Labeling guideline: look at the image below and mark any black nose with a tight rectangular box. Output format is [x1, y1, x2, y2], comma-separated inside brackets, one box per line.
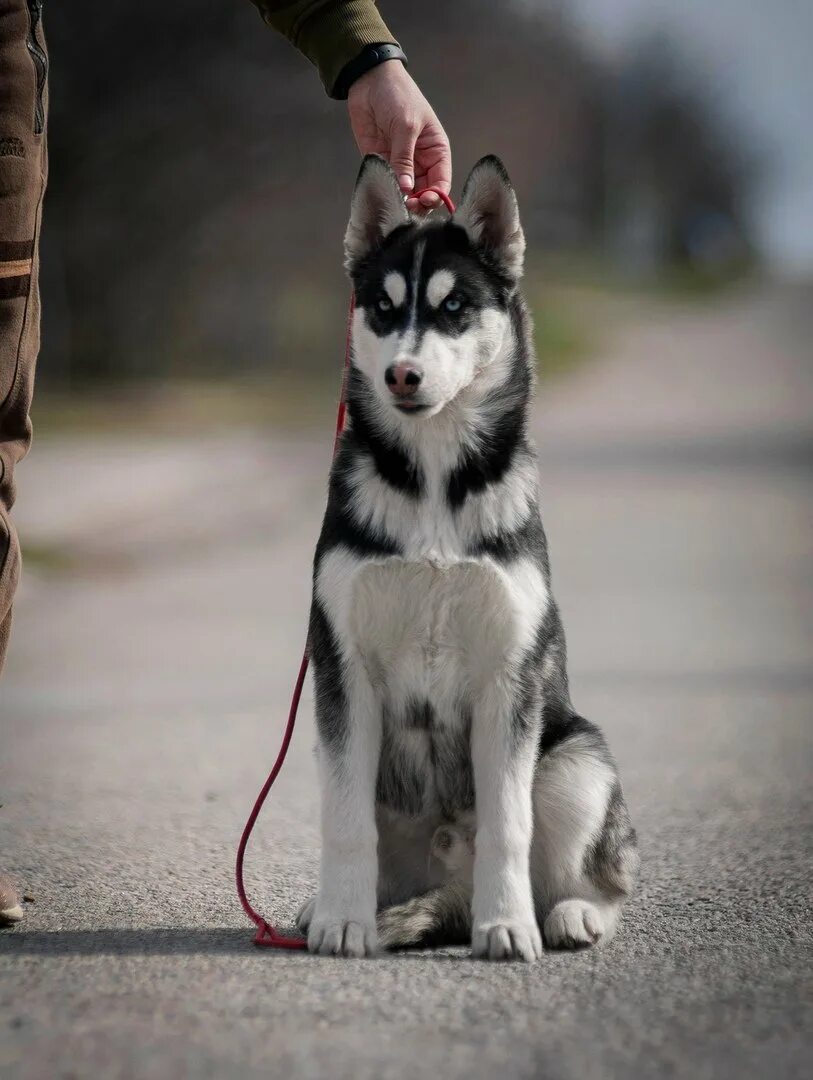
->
[384, 363, 422, 397]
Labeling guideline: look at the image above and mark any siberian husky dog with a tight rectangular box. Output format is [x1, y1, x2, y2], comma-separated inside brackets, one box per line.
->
[297, 155, 638, 960]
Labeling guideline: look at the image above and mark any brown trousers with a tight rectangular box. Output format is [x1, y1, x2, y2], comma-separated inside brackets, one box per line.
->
[0, 0, 47, 674]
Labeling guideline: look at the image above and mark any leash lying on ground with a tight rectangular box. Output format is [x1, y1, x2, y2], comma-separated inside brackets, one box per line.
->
[235, 187, 457, 949]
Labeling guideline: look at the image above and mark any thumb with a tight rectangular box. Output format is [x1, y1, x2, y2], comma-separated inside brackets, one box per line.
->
[388, 119, 419, 194]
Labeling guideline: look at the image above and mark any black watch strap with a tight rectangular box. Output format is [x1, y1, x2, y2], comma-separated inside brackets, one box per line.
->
[332, 43, 407, 100]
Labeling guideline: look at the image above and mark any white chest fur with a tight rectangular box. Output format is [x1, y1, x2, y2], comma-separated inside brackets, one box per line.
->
[316, 548, 548, 708]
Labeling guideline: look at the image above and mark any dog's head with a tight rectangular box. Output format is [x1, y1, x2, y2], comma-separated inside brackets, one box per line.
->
[345, 155, 525, 419]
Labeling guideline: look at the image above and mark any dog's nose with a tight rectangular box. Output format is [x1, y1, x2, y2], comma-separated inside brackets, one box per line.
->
[384, 363, 422, 397]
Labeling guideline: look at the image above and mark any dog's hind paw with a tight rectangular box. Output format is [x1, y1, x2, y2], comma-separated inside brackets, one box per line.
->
[0, 874, 24, 926]
[543, 899, 606, 949]
[295, 895, 316, 934]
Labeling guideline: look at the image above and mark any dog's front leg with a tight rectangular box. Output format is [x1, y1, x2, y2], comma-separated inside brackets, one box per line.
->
[309, 661, 381, 957]
[471, 680, 542, 961]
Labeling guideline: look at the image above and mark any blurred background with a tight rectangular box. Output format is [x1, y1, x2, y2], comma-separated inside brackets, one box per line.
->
[3, 3, 811, 1078]
[36, 0, 809, 408]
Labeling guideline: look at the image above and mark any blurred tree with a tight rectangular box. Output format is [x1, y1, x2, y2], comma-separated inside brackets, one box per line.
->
[605, 33, 754, 277]
[43, 0, 347, 385]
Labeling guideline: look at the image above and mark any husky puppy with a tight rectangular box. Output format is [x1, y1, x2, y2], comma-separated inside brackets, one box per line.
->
[298, 155, 638, 960]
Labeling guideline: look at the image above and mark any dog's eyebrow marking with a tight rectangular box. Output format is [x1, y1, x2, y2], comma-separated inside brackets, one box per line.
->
[426, 269, 455, 308]
[383, 271, 407, 308]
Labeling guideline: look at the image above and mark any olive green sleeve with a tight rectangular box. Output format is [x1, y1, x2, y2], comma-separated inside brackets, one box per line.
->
[250, 1, 399, 98]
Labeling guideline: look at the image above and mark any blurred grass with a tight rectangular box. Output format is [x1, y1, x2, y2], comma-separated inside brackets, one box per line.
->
[21, 540, 75, 573]
[526, 274, 609, 379]
[648, 261, 754, 300]
[31, 374, 339, 438]
[21, 539, 135, 577]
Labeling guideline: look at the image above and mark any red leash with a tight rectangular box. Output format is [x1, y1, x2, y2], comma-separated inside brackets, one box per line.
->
[235, 187, 456, 949]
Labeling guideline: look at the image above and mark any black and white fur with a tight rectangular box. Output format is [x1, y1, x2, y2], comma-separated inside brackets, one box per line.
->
[298, 155, 638, 960]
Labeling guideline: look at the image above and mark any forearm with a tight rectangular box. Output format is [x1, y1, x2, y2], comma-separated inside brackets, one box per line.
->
[250, 0, 400, 98]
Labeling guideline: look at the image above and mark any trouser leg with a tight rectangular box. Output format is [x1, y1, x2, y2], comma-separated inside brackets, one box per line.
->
[0, 0, 48, 675]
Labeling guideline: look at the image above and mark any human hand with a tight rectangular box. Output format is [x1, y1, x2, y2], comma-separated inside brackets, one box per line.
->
[347, 60, 451, 211]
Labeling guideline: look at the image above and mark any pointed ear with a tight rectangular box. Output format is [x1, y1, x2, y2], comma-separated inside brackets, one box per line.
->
[344, 155, 409, 270]
[454, 156, 525, 281]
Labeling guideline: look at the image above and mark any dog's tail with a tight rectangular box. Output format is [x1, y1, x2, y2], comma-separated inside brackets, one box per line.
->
[377, 880, 472, 950]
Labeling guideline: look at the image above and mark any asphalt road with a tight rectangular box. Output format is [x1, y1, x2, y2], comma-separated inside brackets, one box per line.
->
[1, 284, 811, 1079]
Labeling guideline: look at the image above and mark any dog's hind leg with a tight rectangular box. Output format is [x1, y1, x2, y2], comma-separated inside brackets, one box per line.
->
[531, 717, 638, 949]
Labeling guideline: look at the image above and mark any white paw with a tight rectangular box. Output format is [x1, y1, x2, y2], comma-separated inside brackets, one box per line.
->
[295, 895, 316, 933]
[472, 920, 543, 962]
[307, 911, 378, 958]
[544, 899, 605, 949]
[0, 904, 23, 925]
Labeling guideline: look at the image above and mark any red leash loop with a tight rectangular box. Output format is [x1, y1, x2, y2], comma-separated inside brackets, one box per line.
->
[418, 188, 456, 215]
[235, 186, 455, 949]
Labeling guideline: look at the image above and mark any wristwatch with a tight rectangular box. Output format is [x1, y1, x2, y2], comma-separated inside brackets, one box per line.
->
[332, 42, 408, 100]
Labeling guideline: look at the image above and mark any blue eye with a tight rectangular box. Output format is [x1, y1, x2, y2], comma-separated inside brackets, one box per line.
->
[444, 296, 462, 313]
[377, 296, 392, 312]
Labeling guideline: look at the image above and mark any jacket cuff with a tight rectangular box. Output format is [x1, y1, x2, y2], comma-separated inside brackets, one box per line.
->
[267, 1, 399, 99]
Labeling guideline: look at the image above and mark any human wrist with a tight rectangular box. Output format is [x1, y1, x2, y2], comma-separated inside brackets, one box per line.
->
[334, 43, 408, 101]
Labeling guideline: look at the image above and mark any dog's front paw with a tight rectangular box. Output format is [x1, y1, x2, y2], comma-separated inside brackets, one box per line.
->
[307, 910, 378, 958]
[472, 919, 542, 962]
[543, 899, 605, 949]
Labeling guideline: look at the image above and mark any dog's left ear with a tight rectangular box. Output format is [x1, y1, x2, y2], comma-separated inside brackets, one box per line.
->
[344, 155, 409, 270]
[454, 156, 525, 281]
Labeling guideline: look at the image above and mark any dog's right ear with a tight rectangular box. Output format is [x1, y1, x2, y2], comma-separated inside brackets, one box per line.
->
[454, 156, 525, 282]
[344, 155, 409, 270]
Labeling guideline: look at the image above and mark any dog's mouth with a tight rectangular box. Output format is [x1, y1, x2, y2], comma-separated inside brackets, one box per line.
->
[393, 401, 428, 414]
